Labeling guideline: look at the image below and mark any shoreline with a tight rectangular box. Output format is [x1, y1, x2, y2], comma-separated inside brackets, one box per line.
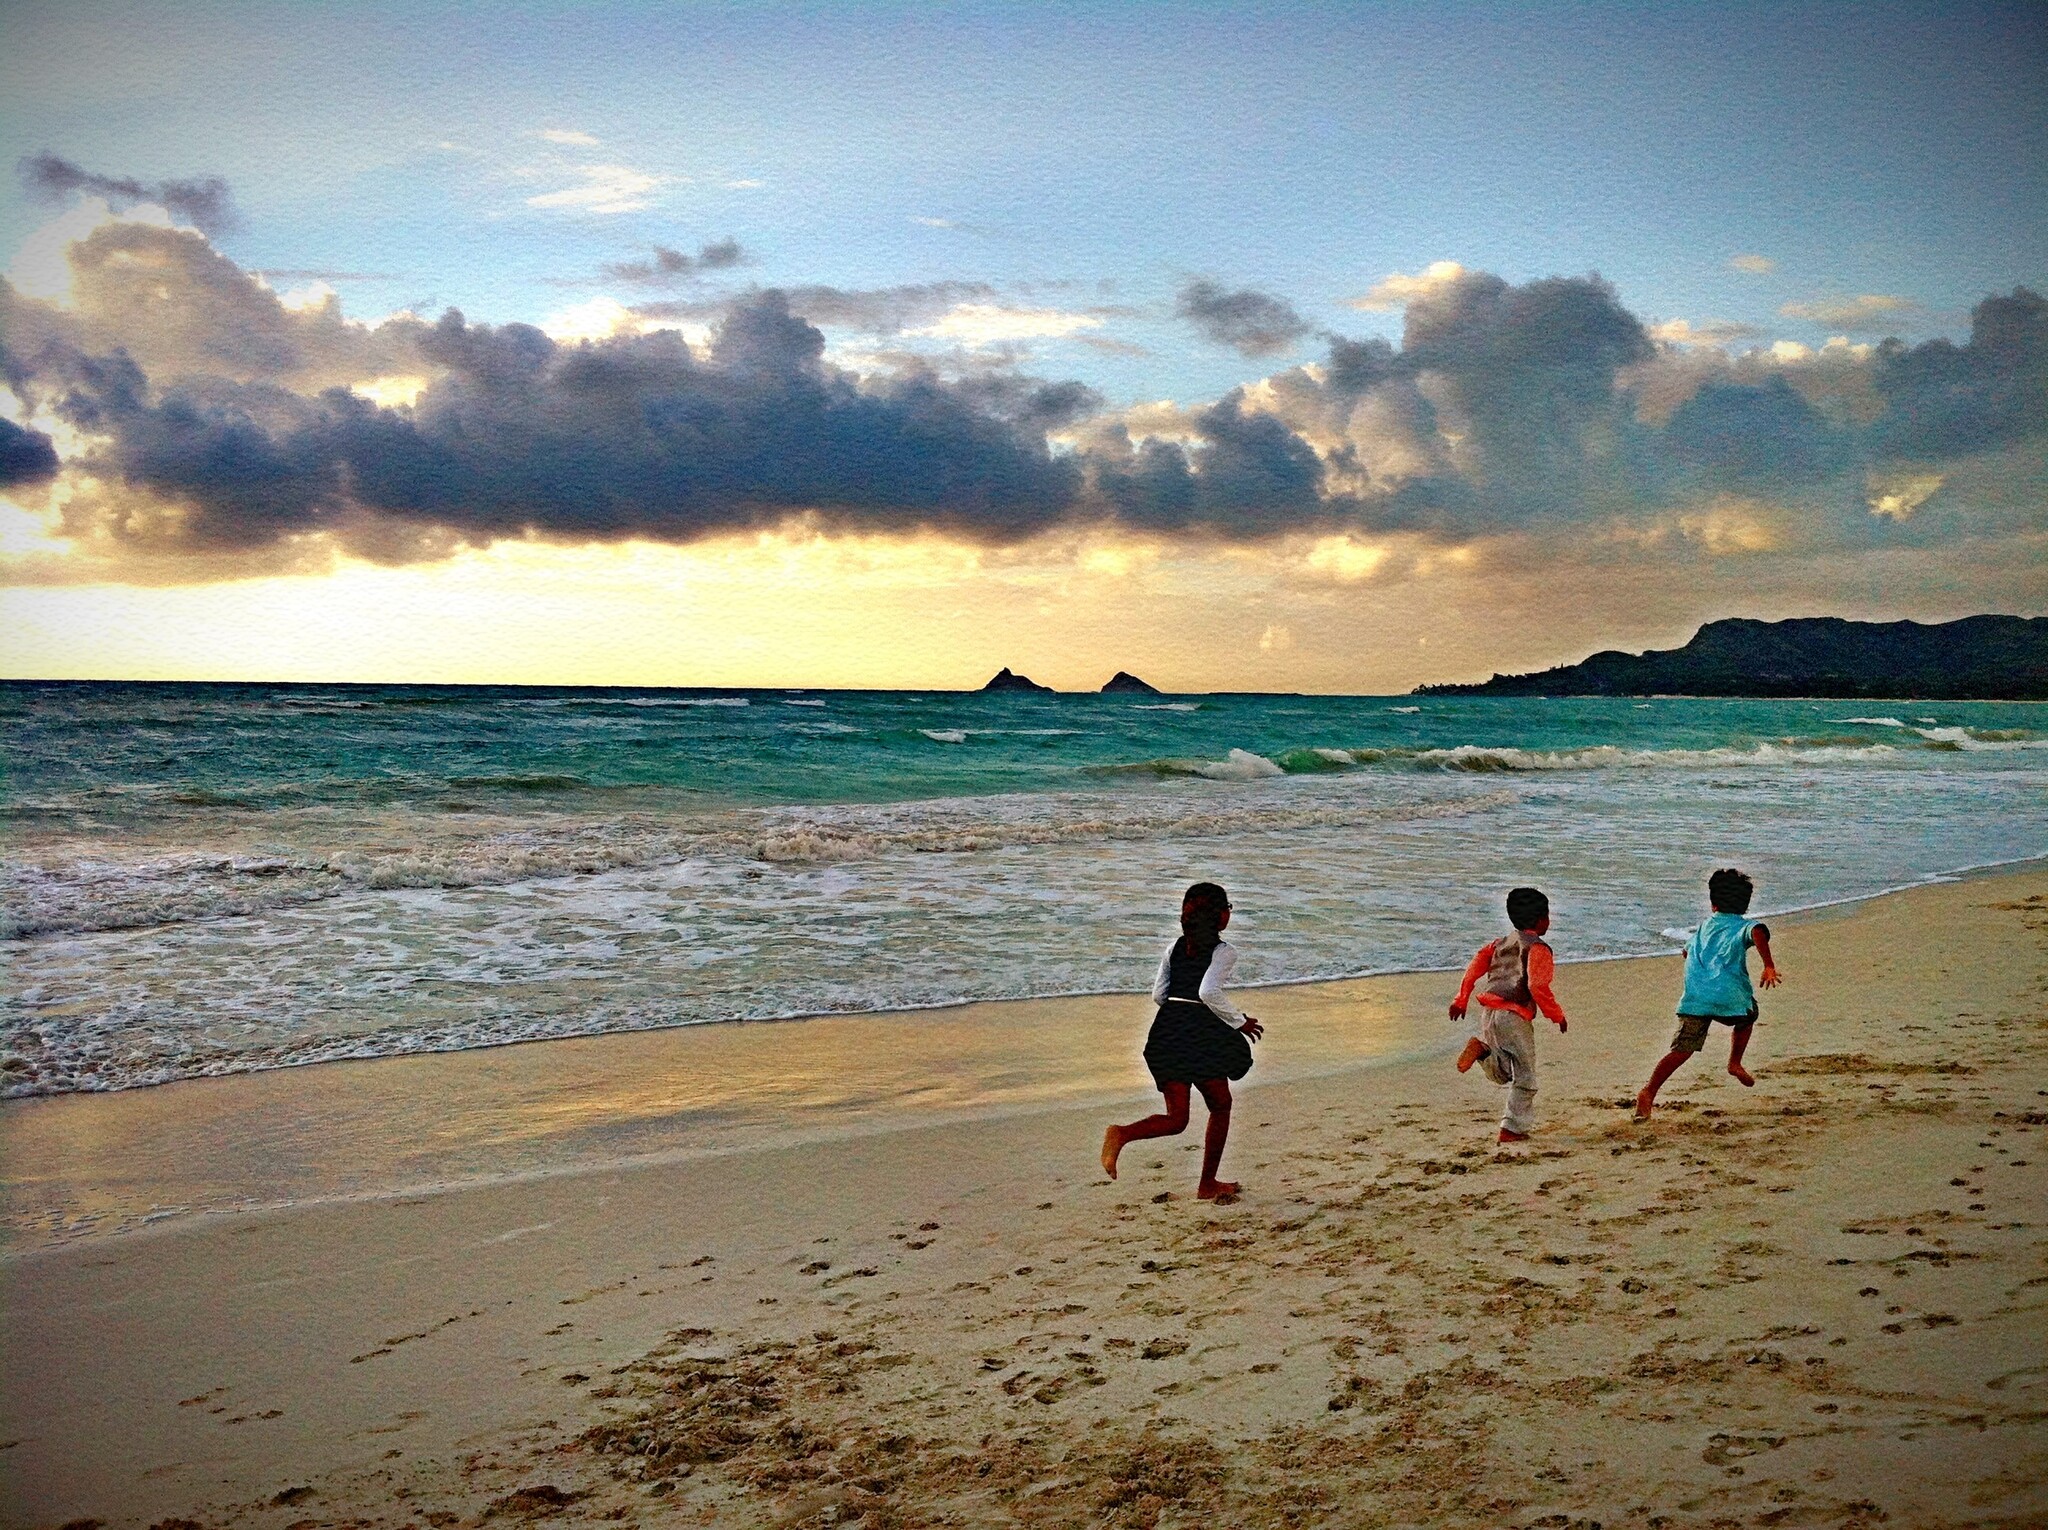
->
[5, 864, 2046, 1527]
[9, 855, 2043, 1257]
[9, 846, 2041, 1107]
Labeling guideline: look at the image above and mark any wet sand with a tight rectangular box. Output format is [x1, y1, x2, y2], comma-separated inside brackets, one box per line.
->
[5, 868, 2046, 1528]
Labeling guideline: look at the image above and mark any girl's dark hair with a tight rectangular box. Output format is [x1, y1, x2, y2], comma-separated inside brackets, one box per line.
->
[1179, 881, 1231, 961]
[1708, 867, 1754, 914]
[1505, 886, 1549, 930]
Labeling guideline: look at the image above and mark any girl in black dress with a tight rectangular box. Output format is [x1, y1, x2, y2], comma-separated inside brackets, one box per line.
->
[1100, 882, 1264, 1199]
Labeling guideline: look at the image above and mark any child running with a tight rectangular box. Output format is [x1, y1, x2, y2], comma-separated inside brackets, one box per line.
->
[1635, 867, 1781, 1121]
[1101, 881, 1264, 1200]
[1449, 886, 1567, 1143]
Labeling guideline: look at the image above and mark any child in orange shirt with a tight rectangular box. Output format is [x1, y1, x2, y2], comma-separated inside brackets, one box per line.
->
[1450, 886, 1567, 1143]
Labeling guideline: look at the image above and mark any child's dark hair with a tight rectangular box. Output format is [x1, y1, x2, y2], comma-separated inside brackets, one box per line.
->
[1180, 881, 1230, 959]
[1708, 867, 1754, 914]
[1505, 886, 1549, 930]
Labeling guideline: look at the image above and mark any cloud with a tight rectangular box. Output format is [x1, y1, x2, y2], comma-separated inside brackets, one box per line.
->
[912, 303, 1104, 347]
[725, 179, 764, 190]
[1175, 280, 1310, 357]
[535, 129, 600, 146]
[0, 417, 61, 487]
[1728, 254, 1776, 275]
[1872, 286, 2047, 459]
[6, 212, 2043, 593]
[1780, 294, 1921, 332]
[3, 219, 425, 392]
[636, 282, 1003, 336]
[1347, 261, 1466, 312]
[1648, 318, 1766, 346]
[19, 152, 236, 235]
[526, 165, 671, 215]
[602, 238, 747, 284]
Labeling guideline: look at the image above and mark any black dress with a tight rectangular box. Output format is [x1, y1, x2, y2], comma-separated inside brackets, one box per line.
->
[1143, 937, 1254, 1088]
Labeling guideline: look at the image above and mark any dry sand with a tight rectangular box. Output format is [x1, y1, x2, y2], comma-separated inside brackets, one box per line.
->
[5, 869, 2047, 1528]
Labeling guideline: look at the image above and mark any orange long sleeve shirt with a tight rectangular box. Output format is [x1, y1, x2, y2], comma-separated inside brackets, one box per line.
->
[1453, 938, 1566, 1024]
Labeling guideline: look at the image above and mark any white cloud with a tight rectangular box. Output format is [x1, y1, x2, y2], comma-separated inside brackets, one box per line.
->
[1302, 536, 1389, 582]
[277, 279, 338, 314]
[1728, 254, 1776, 274]
[540, 296, 712, 348]
[6, 196, 172, 302]
[1648, 317, 1766, 347]
[910, 216, 956, 228]
[725, 179, 765, 190]
[1347, 260, 1466, 312]
[911, 303, 1103, 347]
[352, 374, 432, 409]
[526, 164, 672, 215]
[1779, 294, 1919, 332]
[1865, 471, 1943, 521]
[1258, 622, 1294, 652]
[536, 128, 601, 147]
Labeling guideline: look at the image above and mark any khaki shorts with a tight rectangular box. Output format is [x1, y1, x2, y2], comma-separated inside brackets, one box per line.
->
[1671, 1007, 1757, 1054]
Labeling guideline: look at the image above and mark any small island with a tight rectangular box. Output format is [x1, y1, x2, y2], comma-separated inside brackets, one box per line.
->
[1415, 615, 2048, 700]
[1100, 671, 1161, 694]
[981, 667, 1054, 693]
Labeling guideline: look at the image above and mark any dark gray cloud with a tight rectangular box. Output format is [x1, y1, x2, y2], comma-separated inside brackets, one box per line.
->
[19, 294, 1083, 556]
[0, 417, 60, 487]
[602, 238, 747, 285]
[1174, 279, 1311, 357]
[1874, 286, 2047, 460]
[20, 152, 236, 235]
[1663, 375, 1843, 487]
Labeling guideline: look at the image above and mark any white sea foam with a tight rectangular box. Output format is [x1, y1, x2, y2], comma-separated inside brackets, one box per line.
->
[921, 729, 969, 744]
[1836, 716, 1906, 727]
[783, 698, 826, 707]
[1389, 706, 1421, 714]
[1133, 703, 1200, 711]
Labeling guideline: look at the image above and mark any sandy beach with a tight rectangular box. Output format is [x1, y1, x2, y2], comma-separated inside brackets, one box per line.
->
[6, 867, 2046, 1529]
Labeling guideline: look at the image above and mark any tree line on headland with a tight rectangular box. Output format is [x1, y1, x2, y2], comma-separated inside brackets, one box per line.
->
[1414, 616, 2047, 700]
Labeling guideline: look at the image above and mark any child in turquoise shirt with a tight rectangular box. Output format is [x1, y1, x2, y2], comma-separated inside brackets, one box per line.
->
[1634, 867, 1781, 1122]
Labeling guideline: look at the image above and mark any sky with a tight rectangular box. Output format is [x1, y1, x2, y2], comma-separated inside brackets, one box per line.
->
[2, 0, 2044, 691]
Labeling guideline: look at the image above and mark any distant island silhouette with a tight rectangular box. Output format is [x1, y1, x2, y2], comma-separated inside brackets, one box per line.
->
[1415, 616, 2048, 700]
[1101, 671, 1161, 694]
[981, 667, 1054, 693]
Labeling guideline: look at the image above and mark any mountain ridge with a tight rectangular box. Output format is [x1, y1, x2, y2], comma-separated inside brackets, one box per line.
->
[1414, 615, 2048, 700]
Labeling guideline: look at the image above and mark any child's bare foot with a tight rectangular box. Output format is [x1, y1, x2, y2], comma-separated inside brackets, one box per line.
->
[1497, 1129, 1529, 1143]
[1100, 1126, 1123, 1179]
[1728, 1062, 1755, 1087]
[1456, 1037, 1488, 1073]
[1196, 1180, 1239, 1201]
[1633, 1087, 1655, 1123]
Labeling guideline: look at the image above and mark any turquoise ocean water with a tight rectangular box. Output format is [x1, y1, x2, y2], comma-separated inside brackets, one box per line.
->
[3, 680, 2044, 1097]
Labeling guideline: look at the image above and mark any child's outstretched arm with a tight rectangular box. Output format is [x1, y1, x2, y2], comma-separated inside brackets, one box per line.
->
[1528, 942, 1567, 1031]
[1752, 924, 1781, 988]
[1448, 941, 1493, 1021]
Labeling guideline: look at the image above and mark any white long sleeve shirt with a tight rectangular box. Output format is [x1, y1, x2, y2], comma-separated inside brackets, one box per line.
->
[1150, 939, 1249, 1026]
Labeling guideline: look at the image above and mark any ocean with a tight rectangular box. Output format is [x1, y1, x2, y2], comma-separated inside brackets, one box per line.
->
[4, 680, 2045, 1099]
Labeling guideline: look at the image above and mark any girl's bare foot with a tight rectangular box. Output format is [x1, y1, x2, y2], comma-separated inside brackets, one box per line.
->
[1633, 1087, 1655, 1122]
[1101, 1126, 1124, 1179]
[1196, 1180, 1239, 1200]
[1456, 1037, 1488, 1073]
[1728, 1062, 1755, 1086]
